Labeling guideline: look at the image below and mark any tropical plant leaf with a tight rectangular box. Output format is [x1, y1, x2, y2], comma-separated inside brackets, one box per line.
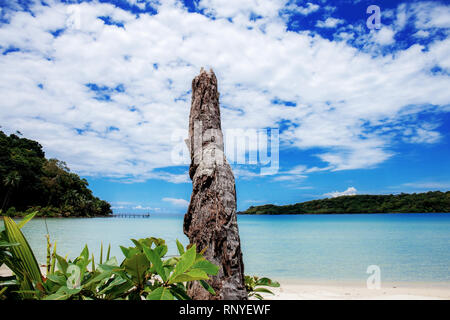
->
[253, 287, 275, 294]
[142, 246, 166, 282]
[169, 284, 191, 300]
[256, 277, 280, 287]
[199, 279, 216, 296]
[175, 239, 185, 255]
[17, 212, 37, 229]
[3, 216, 42, 284]
[171, 244, 196, 279]
[55, 254, 68, 274]
[146, 286, 174, 300]
[46, 274, 66, 286]
[192, 259, 219, 275]
[154, 244, 168, 258]
[169, 269, 209, 284]
[43, 286, 81, 300]
[122, 253, 148, 285]
[98, 276, 127, 295]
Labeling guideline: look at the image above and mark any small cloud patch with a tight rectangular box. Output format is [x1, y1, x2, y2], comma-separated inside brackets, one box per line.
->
[324, 187, 357, 198]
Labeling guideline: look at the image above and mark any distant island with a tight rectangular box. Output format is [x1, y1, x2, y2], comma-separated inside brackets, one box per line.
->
[0, 130, 111, 217]
[239, 191, 450, 215]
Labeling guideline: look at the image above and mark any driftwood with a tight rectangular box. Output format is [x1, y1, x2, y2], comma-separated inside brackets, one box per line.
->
[183, 68, 247, 300]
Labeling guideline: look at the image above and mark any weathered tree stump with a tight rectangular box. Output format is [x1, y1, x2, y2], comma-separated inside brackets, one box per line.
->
[183, 68, 247, 300]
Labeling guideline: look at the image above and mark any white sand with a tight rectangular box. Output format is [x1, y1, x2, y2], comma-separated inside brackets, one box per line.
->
[2, 265, 449, 300]
[262, 279, 450, 300]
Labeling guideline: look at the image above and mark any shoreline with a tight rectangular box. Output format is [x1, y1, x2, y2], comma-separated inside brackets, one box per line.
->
[238, 212, 450, 215]
[2, 265, 448, 300]
[263, 279, 450, 300]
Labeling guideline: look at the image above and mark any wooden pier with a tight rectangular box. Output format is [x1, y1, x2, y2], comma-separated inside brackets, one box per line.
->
[110, 213, 151, 218]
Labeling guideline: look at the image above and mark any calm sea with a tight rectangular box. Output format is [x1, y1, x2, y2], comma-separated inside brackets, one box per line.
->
[3, 213, 450, 283]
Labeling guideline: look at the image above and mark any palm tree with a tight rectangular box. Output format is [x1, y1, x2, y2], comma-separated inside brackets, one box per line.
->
[2, 171, 21, 211]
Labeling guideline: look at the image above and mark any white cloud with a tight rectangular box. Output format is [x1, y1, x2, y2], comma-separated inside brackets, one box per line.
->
[401, 182, 450, 190]
[162, 197, 189, 207]
[372, 27, 396, 45]
[290, 2, 319, 16]
[0, 0, 449, 183]
[316, 17, 343, 28]
[413, 30, 430, 38]
[324, 187, 357, 198]
[133, 205, 153, 210]
[413, 2, 450, 29]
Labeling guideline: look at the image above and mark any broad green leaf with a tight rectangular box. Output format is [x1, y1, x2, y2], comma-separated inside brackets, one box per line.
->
[120, 246, 140, 259]
[199, 279, 216, 296]
[119, 246, 129, 258]
[46, 274, 66, 286]
[130, 239, 142, 250]
[170, 244, 196, 279]
[97, 260, 121, 273]
[154, 245, 168, 258]
[191, 260, 219, 275]
[82, 270, 112, 288]
[163, 257, 178, 267]
[142, 246, 166, 282]
[56, 254, 68, 274]
[98, 276, 127, 295]
[169, 269, 209, 284]
[146, 287, 174, 300]
[43, 286, 81, 300]
[169, 286, 191, 300]
[104, 281, 134, 300]
[122, 253, 149, 285]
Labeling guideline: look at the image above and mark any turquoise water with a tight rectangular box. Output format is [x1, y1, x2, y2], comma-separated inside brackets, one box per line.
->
[3, 213, 450, 283]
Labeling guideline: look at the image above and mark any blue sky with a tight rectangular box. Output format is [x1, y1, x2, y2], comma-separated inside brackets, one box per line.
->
[0, 0, 449, 212]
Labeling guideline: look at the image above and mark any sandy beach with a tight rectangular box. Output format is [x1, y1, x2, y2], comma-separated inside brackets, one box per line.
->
[264, 279, 450, 300]
[2, 265, 449, 300]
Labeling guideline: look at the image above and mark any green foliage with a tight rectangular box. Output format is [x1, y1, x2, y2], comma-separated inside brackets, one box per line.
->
[1, 212, 43, 299]
[1, 214, 280, 300]
[240, 191, 450, 215]
[0, 130, 111, 217]
[244, 275, 280, 300]
[1, 216, 220, 300]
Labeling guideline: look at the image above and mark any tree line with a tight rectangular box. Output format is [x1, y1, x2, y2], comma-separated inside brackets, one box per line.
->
[240, 191, 450, 215]
[0, 129, 111, 217]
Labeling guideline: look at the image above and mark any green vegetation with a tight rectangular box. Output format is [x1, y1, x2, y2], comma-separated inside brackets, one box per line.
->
[240, 191, 450, 215]
[244, 275, 280, 300]
[0, 130, 111, 217]
[0, 212, 219, 300]
[0, 213, 279, 300]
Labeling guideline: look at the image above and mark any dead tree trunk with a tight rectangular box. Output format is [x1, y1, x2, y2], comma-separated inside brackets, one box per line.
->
[183, 68, 247, 300]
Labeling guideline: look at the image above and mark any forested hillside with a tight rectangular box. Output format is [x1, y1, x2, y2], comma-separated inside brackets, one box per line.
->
[0, 130, 111, 217]
[240, 192, 450, 215]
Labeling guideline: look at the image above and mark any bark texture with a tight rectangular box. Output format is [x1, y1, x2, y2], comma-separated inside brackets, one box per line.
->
[183, 68, 247, 300]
